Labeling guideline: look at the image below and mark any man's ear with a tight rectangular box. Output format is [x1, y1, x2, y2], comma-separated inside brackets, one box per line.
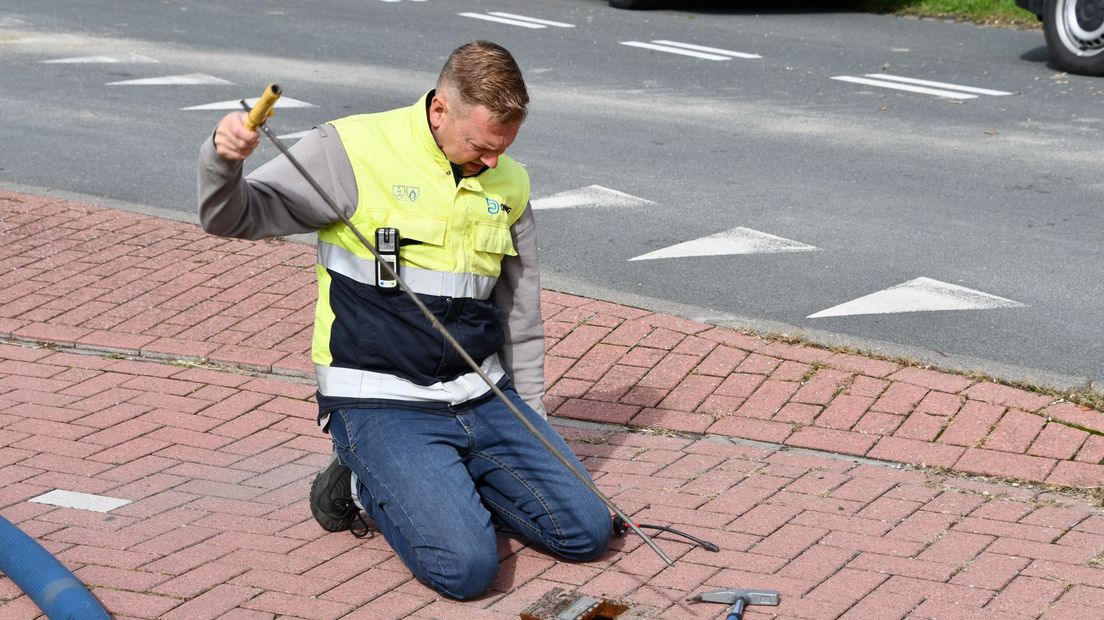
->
[428, 91, 447, 126]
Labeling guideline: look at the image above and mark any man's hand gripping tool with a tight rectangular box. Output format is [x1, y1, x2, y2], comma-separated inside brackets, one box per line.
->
[688, 588, 780, 620]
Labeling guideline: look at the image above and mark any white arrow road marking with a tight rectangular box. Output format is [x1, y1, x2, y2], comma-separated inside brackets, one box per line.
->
[629, 227, 818, 261]
[181, 96, 316, 110]
[30, 489, 131, 513]
[532, 185, 655, 210]
[620, 40, 759, 61]
[41, 53, 158, 64]
[808, 277, 1027, 318]
[831, 74, 1012, 100]
[459, 12, 574, 29]
[108, 73, 232, 86]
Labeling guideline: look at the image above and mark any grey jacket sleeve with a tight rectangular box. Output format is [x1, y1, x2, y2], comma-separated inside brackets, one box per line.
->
[197, 124, 357, 239]
[493, 205, 547, 417]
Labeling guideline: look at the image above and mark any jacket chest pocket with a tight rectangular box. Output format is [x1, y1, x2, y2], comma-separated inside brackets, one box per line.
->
[469, 221, 516, 258]
[365, 210, 447, 271]
[388, 213, 446, 247]
[365, 209, 447, 246]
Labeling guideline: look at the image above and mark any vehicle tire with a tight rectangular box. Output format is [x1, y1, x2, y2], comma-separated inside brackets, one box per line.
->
[1043, 0, 1104, 75]
[609, 0, 661, 9]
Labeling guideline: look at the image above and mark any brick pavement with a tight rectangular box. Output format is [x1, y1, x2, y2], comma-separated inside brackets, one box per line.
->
[0, 190, 1101, 619]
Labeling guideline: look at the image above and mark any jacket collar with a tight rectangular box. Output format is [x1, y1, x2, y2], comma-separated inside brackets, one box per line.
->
[413, 90, 452, 171]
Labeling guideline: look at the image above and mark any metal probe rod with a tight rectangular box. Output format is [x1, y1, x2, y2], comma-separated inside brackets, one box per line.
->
[238, 96, 674, 567]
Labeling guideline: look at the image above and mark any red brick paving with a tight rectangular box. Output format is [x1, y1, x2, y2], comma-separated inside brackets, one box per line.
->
[0, 191, 1101, 618]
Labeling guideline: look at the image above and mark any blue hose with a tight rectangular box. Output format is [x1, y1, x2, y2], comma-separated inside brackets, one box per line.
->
[0, 515, 110, 619]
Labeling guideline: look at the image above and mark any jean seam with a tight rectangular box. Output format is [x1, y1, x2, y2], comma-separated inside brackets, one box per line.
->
[482, 495, 541, 539]
[471, 452, 565, 546]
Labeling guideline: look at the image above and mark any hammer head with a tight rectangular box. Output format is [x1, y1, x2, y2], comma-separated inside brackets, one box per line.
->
[689, 588, 781, 606]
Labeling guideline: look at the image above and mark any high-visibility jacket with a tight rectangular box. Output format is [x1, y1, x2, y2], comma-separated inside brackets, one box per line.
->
[197, 93, 545, 418]
[313, 102, 530, 405]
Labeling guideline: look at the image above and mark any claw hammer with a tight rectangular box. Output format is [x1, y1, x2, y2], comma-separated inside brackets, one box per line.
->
[688, 588, 780, 620]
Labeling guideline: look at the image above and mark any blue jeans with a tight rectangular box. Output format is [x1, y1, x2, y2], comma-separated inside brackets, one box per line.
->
[326, 388, 612, 600]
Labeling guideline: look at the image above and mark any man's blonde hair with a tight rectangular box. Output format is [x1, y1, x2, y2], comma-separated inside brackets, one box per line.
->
[437, 41, 529, 125]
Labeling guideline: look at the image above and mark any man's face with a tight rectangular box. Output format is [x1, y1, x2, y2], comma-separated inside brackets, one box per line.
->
[429, 91, 520, 177]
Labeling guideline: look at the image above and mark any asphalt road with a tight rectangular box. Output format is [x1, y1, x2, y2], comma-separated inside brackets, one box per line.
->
[0, 0, 1101, 392]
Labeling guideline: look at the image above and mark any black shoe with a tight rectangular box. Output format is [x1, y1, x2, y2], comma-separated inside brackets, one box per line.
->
[310, 454, 358, 533]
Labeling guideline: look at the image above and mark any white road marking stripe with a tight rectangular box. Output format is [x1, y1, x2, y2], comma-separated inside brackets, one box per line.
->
[30, 490, 131, 513]
[181, 96, 316, 110]
[459, 12, 546, 29]
[108, 73, 232, 86]
[652, 40, 760, 59]
[532, 185, 655, 210]
[42, 53, 159, 64]
[865, 74, 1012, 96]
[620, 41, 730, 61]
[808, 277, 1027, 318]
[278, 130, 313, 140]
[831, 76, 977, 100]
[488, 12, 574, 28]
[629, 227, 818, 261]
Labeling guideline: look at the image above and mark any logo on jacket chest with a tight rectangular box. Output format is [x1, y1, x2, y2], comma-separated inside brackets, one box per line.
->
[392, 185, 420, 202]
[486, 198, 511, 215]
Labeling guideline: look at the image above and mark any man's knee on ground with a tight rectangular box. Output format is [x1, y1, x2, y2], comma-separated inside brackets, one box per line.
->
[422, 545, 499, 601]
[557, 506, 613, 562]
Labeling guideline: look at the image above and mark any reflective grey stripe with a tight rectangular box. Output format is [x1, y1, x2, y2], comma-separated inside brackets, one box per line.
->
[318, 241, 497, 300]
[316, 354, 506, 403]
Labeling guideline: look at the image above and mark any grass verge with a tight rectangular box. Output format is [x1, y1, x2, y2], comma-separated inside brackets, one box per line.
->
[855, 0, 1040, 27]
